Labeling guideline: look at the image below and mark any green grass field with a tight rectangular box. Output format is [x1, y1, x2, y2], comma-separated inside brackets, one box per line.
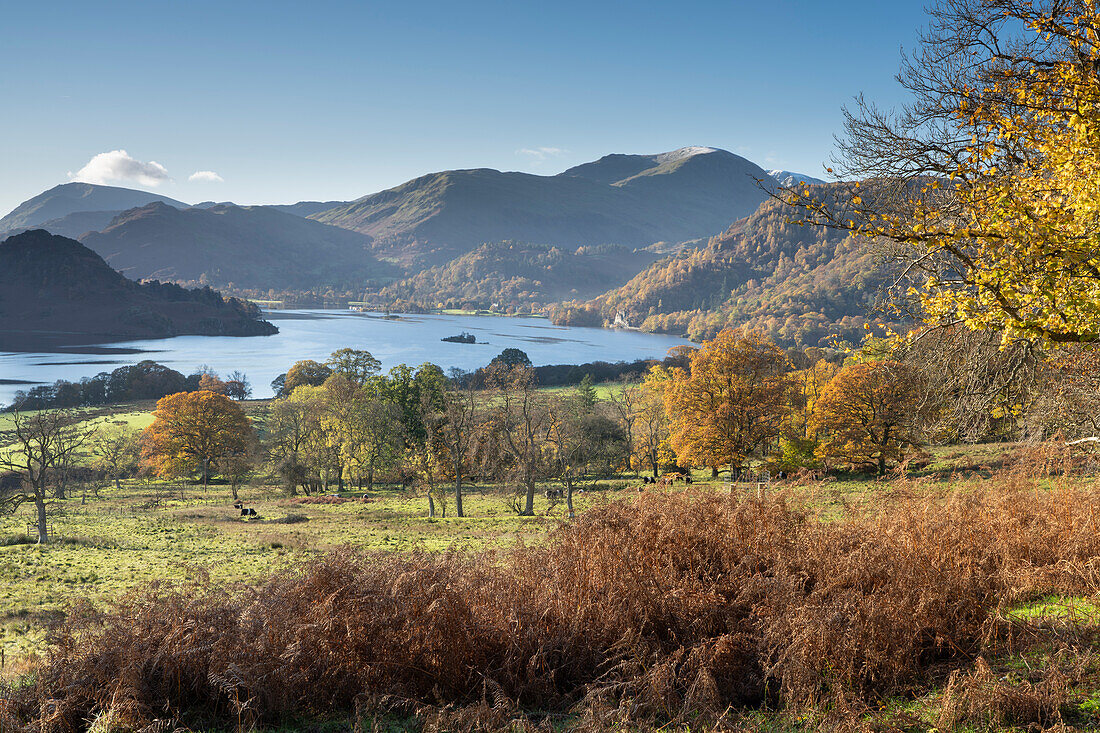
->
[0, 446, 1023, 665]
[0, 470, 626, 662]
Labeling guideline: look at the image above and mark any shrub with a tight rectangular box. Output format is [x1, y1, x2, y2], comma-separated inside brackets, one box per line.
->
[4, 479, 1100, 730]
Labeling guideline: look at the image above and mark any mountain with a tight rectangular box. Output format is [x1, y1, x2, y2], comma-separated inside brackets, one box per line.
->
[767, 170, 827, 187]
[0, 182, 188, 233]
[0, 229, 276, 350]
[78, 202, 398, 290]
[194, 200, 350, 218]
[379, 241, 658, 311]
[269, 200, 349, 218]
[553, 183, 896, 347]
[4, 209, 122, 240]
[312, 147, 772, 268]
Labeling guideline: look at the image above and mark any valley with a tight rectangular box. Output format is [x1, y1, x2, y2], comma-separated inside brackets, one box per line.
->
[1, 147, 852, 347]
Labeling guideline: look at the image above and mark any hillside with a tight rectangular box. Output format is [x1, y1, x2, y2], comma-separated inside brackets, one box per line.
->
[0, 230, 277, 350]
[556, 184, 895, 346]
[378, 241, 657, 311]
[4, 209, 122, 240]
[312, 147, 771, 268]
[0, 182, 188, 234]
[78, 202, 398, 290]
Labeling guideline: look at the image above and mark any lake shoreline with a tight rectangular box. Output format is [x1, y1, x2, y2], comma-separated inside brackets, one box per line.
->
[0, 310, 694, 405]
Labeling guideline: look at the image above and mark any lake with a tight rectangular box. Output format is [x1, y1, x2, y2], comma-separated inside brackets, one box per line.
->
[0, 310, 694, 404]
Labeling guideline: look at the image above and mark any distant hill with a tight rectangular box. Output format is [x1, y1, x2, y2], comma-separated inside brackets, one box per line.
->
[555, 183, 896, 347]
[312, 147, 772, 268]
[379, 241, 658, 310]
[767, 170, 828, 187]
[3, 209, 122, 241]
[78, 202, 398, 290]
[186, 201, 349, 218]
[0, 230, 277, 350]
[268, 200, 349, 218]
[0, 182, 188, 234]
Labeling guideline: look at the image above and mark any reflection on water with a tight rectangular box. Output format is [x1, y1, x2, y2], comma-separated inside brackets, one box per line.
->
[0, 310, 693, 404]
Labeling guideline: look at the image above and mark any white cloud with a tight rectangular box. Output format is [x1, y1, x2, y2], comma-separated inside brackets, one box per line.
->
[517, 146, 566, 160]
[68, 150, 171, 187]
[188, 170, 224, 183]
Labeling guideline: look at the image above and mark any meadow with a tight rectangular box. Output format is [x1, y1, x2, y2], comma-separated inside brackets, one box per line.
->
[0, 399, 1044, 666]
[0, 473, 593, 664]
[3, 400, 1100, 732]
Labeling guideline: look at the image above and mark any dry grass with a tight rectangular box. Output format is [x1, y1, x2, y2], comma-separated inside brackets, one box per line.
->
[3, 475, 1100, 731]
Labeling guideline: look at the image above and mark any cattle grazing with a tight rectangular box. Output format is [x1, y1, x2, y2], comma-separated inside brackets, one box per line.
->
[233, 500, 259, 518]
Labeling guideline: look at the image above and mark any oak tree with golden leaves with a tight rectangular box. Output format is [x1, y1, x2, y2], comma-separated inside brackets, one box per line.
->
[664, 330, 794, 476]
[813, 360, 921, 475]
[142, 390, 255, 489]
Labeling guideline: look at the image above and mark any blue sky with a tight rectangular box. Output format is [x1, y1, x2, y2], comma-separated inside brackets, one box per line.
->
[0, 1, 929, 215]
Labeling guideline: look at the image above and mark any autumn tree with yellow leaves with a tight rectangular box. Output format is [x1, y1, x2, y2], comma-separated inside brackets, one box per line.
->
[663, 330, 794, 476]
[789, 1, 1100, 345]
[813, 360, 921, 475]
[634, 367, 676, 478]
[142, 390, 255, 490]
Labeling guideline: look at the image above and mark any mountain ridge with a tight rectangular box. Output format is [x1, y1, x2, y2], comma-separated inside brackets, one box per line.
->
[311, 146, 773, 268]
[0, 182, 189, 234]
[78, 202, 397, 291]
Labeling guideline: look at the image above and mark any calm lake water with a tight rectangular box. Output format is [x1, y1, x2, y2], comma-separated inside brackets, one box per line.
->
[0, 310, 693, 404]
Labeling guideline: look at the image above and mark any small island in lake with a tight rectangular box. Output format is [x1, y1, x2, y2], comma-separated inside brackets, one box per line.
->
[441, 331, 477, 344]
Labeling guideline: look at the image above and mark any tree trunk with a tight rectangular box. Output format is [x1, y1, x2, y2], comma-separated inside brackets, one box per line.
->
[202, 459, 209, 493]
[367, 466, 374, 492]
[877, 455, 886, 476]
[230, 483, 239, 501]
[651, 459, 659, 479]
[521, 477, 536, 516]
[35, 497, 48, 544]
[454, 475, 464, 518]
[565, 476, 575, 520]
[114, 477, 121, 491]
[427, 493, 435, 518]
[711, 466, 718, 479]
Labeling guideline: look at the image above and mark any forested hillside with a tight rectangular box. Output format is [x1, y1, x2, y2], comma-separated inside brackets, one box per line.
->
[0, 229, 277, 349]
[378, 241, 656, 311]
[555, 184, 893, 346]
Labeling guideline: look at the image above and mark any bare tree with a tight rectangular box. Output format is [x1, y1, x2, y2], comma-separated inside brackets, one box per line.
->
[0, 408, 94, 543]
[437, 382, 480, 517]
[898, 327, 1039, 442]
[546, 394, 585, 519]
[90, 426, 142, 492]
[482, 364, 548, 516]
[606, 378, 642, 477]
